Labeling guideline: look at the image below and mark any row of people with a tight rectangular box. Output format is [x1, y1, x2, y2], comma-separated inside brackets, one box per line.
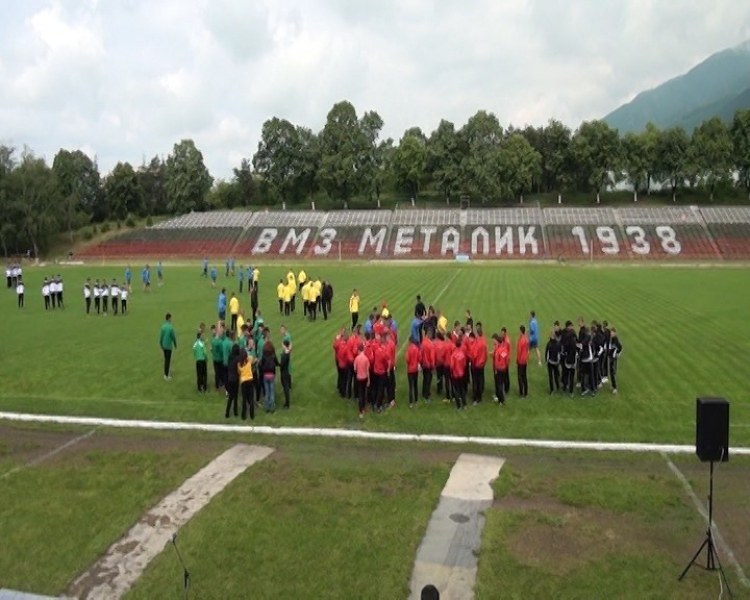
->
[83, 279, 130, 315]
[5, 264, 23, 289]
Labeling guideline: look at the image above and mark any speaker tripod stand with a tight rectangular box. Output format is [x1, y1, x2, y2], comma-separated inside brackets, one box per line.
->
[678, 460, 732, 598]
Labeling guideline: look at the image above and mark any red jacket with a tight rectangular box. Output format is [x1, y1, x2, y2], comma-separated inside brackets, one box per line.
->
[346, 334, 360, 365]
[373, 343, 389, 375]
[420, 337, 436, 369]
[335, 339, 350, 369]
[386, 338, 396, 369]
[472, 335, 487, 368]
[463, 336, 474, 364]
[517, 334, 529, 366]
[365, 339, 376, 366]
[450, 346, 467, 379]
[493, 340, 510, 371]
[406, 342, 420, 374]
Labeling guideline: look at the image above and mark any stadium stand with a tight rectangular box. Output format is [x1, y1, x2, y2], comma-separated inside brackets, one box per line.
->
[77, 206, 750, 261]
[700, 206, 750, 259]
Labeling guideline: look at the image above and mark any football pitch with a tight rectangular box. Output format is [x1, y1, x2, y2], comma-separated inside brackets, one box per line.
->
[1, 261, 749, 598]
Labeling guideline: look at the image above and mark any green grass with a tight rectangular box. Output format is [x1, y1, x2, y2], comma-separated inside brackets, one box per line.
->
[0, 430, 227, 595]
[2, 262, 750, 445]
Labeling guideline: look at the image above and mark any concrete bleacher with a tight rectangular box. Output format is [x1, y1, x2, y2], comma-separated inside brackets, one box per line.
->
[78, 206, 750, 261]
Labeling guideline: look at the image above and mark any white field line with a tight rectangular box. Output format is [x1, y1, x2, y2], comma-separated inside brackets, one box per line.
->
[397, 269, 460, 358]
[0, 428, 96, 480]
[2, 411, 750, 455]
[661, 452, 750, 588]
[69, 444, 274, 600]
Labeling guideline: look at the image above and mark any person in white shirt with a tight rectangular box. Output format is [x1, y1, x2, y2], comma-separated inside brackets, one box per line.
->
[93, 280, 101, 314]
[42, 278, 51, 310]
[83, 279, 92, 314]
[16, 279, 24, 308]
[56, 275, 64, 309]
[5, 266, 11, 289]
[49, 279, 58, 309]
[100, 282, 109, 315]
[111, 279, 120, 315]
[120, 286, 129, 315]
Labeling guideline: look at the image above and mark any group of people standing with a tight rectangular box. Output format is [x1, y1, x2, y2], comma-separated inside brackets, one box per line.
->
[276, 269, 335, 321]
[82, 278, 129, 315]
[332, 297, 624, 418]
[7, 264, 25, 308]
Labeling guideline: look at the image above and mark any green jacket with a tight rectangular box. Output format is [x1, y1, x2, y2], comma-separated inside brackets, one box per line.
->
[159, 322, 176, 350]
[192, 339, 207, 361]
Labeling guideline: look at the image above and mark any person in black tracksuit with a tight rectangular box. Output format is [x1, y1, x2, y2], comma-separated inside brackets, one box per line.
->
[607, 328, 623, 394]
[544, 330, 562, 394]
[225, 344, 241, 418]
[561, 323, 578, 396]
[280, 340, 292, 408]
[576, 317, 586, 388]
[601, 320, 611, 383]
[579, 330, 596, 396]
[592, 322, 605, 389]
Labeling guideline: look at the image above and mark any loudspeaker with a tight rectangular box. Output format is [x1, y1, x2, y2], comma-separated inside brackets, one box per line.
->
[696, 397, 729, 462]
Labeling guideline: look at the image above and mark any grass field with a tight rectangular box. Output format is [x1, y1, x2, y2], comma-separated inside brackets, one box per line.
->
[2, 261, 749, 598]
[1, 261, 749, 445]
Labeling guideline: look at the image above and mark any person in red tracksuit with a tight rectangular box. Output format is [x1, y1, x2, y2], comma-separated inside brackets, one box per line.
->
[406, 338, 420, 407]
[517, 325, 529, 397]
[434, 332, 446, 396]
[492, 333, 509, 405]
[471, 323, 488, 404]
[334, 331, 350, 398]
[346, 325, 361, 399]
[442, 333, 455, 401]
[450, 338, 468, 410]
[420, 328, 436, 402]
[365, 333, 377, 408]
[372, 334, 390, 412]
[462, 330, 474, 395]
[500, 327, 512, 395]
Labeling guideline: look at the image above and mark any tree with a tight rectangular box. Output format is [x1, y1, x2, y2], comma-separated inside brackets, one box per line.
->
[104, 162, 144, 220]
[357, 110, 385, 199]
[655, 127, 690, 202]
[570, 120, 621, 203]
[232, 159, 257, 207]
[393, 130, 427, 199]
[317, 101, 372, 202]
[731, 109, 750, 197]
[427, 120, 461, 202]
[9, 151, 60, 257]
[458, 110, 504, 200]
[499, 133, 542, 202]
[621, 132, 648, 202]
[539, 119, 571, 193]
[641, 122, 660, 195]
[138, 156, 168, 216]
[52, 149, 101, 238]
[0, 146, 17, 256]
[164, 139, 213, 214]
[691, 117, 733, 201]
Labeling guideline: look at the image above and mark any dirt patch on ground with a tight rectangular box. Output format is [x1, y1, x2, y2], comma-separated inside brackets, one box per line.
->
[0, 424, 84, 467]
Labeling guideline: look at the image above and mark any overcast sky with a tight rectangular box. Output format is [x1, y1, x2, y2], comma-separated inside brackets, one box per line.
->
[1, 0, 749, 180]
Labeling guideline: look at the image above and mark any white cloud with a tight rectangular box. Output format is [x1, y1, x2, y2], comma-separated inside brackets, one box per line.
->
[0, 0, 749, 179]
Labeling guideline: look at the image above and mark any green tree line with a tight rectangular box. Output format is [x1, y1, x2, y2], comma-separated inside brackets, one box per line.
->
[1, 101, 750, 255]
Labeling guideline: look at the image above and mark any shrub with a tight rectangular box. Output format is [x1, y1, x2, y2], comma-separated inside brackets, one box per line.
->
[125, 215, 136, 228]
[146, 216, 153, 227]
[100, 222, 110, 233]
[82, 228, 94, 241]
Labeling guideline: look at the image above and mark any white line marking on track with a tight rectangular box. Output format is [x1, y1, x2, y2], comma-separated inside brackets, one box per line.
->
[0, 428, 96, 480]
[2, 411, 750, 455]
[661, 452, 750, 588]
[397, 269, 460, 358]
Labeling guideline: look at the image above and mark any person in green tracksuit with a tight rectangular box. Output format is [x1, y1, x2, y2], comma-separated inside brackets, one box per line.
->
[159, 313, 177, 380]
[222, 330, 234, 390]
[210, 325, 224, 390]
[192, 331, 208, 393]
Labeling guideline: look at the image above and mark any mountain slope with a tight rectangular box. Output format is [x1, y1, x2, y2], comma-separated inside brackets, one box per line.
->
[603, 40, 750, 133]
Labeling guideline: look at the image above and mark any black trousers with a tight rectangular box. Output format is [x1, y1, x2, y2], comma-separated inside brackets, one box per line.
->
[408, 372, 419, 405]
[85, 297, 90, 313]
[493, 371, 505, 403]
[321, 300, 328, 320]
[355, 378, 368, 413]
[309, 302, 316, 320]
[102, 297, 108, 313]
[214, 361, 224, 388]
[57, 292, 63, 308]
[582, 362, 596, 393]
[278, 299, 283, 314]
[500, 368, 510, 395]
[51, 293, 56, 309]
[95, 297, 100, 313]
[46, 296, 51, 310]
[196, 360, 208, 391]
[225, 380, 239, 417]
[346, 365, 354, 398]
[291, 294, 296, 312]
[609, 358, 618, 390]
[452, 376, 466, 408]
[517, 364, 528, 397]
[281, 371, 292, 407]
[563, 365, 576, 393]
[472, 366, 485, 402]
[351, 312, 358, 328]
[547, 363, 560, 393]
[17, 293, 24, 308]
[422, 368, 433, 400]
[241, 381, 255, 420]
[231, 314, 238, 331]
[112, 297, 118, 315]
[337, 366, 347, 397]
[374, 373, 387, 409]
[163, 349, 172, 377]
[387, 369, 396, 402]
[121, 299, 127, 314]
[284, 302, 291, 317]
[441, 365, 452, 399]
[239, 280, 243, 293]
[325, 298, 332, 314]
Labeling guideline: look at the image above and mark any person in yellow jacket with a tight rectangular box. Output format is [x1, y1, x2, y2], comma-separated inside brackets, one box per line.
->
[276, 279, 285, 315]
[308, 281, 319, 320]
[238, 349, 255, 421]
[282, 282, 293, 316]
[252, 267, 260, 293]
[298, 269, 307, 286]
[437, 311, 448, 335]
[229, 292, 240, 331]
[349, 288, 360, 328]
[313, 278, 323, 313]
[236, 309, 245, 334]
[301, 280, 310, 317]
[286, 270, 297, 313]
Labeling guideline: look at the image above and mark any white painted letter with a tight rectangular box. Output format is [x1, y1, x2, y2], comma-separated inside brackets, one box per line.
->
[518, 226, 538, 255]
[471, 227, 489, 256]
[359, 227, 387, 255]
[313, 228, 337, 256]
[393, 227, 415, 255]
[441, 227, 460, 256]
[279, 228, 311, 255]
[420, 226, 437, 255]
[252, 228, 277, 254]
[495, 226, 513, 255]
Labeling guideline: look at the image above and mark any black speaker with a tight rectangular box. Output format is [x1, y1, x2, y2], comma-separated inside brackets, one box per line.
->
[696, 397, 729, 462]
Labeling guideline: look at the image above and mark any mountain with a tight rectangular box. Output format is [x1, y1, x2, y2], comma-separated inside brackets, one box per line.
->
[603, 40, 750, 134]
